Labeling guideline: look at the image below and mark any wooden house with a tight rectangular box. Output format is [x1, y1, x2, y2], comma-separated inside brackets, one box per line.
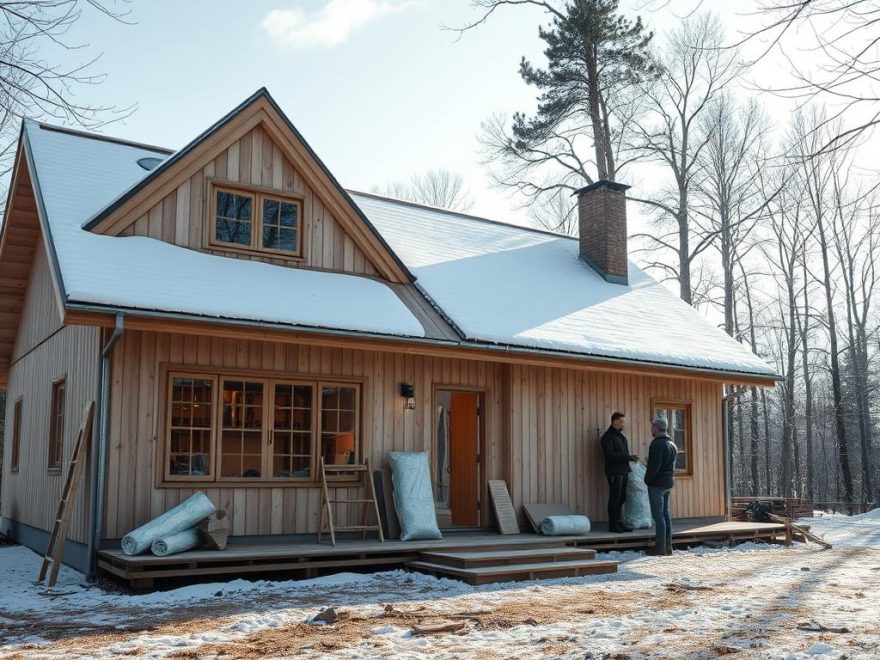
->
[0, 89, 777, 576]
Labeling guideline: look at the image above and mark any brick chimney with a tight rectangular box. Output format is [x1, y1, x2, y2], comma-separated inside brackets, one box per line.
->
[574, 180, 630, 285]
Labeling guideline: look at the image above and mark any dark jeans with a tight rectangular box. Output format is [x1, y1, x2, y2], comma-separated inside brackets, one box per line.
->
[648, 486, 672, 550]
[607, 473, 628, 527]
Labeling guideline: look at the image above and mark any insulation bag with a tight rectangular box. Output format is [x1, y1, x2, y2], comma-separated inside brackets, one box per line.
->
[121, 492, 216, 555]
[624, 462, 654, 529]
[151, 527, 202, 557]
[540, 514, 591, 536]
[386, 451, 442, 541]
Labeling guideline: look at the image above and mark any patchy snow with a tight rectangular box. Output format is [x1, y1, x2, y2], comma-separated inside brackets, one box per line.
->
[1, 513, 877, 658]
[355, 193, 776, 377]
[23, 122, 425, 339]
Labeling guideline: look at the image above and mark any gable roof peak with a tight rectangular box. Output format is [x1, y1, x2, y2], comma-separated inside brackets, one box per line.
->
[76, 87, 413, 284]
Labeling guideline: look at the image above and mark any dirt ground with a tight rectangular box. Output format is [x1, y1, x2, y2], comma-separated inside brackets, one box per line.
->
[1, 514, 878, 659]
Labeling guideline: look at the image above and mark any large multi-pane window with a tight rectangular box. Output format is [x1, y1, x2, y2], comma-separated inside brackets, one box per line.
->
[653, 401, 692, 475]
[210, 185, 302, 257]
[164, 371, 358, 483]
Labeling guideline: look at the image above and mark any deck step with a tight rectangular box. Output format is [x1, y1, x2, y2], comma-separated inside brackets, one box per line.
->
[419, 547, 596, 568]
[408, 558, 618, 585]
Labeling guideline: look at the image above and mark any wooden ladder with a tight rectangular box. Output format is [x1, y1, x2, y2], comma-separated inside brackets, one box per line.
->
[39, 400, 95, 587]
[318, 457, 384, 546]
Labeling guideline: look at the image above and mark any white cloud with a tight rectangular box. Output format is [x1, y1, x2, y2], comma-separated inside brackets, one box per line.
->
[261, 0, 407, 50]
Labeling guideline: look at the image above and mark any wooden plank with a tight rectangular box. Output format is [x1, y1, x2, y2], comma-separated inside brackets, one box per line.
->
[523, 503, 575, 534]
[408, 558, 617, 585]
[419, 547, 595, 568]
[487, 480, 520, 535]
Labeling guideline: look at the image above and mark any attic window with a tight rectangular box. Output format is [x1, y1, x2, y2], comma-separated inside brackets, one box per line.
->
[137, 157, 163, 171]
[209, 183, 303, 258]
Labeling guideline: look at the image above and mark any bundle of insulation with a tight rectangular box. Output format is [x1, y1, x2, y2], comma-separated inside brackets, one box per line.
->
[624, 463, 653, 530]
[387, 452, 442, 541]
[121, 492, 216, 556]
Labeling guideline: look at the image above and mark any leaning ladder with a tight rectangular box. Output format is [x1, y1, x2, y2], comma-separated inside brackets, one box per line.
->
[318, 457, 384, 546]
[39, 400, 95, 587]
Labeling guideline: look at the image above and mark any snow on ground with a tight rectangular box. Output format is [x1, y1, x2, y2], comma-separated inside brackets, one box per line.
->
[1, 512, 878, 659]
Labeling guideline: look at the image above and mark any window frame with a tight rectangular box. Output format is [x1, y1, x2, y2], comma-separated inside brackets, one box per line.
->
[651, 398, 694, 477]
[165, 372, 218, 483]
[10, 397, 22, 473]
[207, 180, 305, 259]
[160, 368, 362, 487]
[48, 378, 66, 473]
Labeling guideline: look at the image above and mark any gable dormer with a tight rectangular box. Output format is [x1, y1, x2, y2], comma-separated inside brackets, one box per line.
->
[86, 89, 412, 283]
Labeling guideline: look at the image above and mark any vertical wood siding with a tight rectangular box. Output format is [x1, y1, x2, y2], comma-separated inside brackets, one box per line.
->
[117, 125, 380, 277]
[506, 364, 725, 523]
[11, 242, 61, 361]
[1, 324, 100, 544]
[1, 240, 100, 545]
[101, 329, 725, 541]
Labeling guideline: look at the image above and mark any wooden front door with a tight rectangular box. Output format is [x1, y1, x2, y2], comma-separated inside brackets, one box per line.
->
[448, 391, 481, 526]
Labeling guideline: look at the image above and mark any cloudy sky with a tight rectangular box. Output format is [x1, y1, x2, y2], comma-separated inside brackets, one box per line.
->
[57, 0, 795, 227]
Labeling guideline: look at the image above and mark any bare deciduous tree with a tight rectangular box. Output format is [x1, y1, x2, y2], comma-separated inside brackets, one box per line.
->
[629, 13, 737, 304]
[0, 1, 134, 202]
[372, 169, 474, 212]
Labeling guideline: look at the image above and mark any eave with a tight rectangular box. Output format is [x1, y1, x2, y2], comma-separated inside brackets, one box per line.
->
[63, 304, 780, 387]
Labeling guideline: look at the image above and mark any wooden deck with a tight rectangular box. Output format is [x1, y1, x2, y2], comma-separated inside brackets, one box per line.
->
[97, 520, 791, 589]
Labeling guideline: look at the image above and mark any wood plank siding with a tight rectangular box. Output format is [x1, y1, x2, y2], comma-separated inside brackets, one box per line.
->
[101, 329, 725, 541]
[117, 125, 381, 277]
[1, 241, 100, 544]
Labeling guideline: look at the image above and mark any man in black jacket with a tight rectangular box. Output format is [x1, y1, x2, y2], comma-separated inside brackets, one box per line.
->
[644, 418, 678, 555]
[601, 412, 639, 533]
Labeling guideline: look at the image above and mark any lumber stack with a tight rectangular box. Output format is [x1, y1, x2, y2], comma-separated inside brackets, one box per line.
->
[730, 496, 813, 521]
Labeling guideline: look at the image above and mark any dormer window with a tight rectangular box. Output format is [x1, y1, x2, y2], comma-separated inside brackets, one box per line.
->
[209, 183, 303, 258]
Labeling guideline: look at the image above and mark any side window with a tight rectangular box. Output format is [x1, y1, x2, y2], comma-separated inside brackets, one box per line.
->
[653, 402, 692, 475]
[10, 398, 22, 472]
[48, 379, 65, 472]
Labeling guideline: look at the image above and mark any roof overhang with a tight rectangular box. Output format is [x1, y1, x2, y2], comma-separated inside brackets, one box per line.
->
[63, 304, 780, 386]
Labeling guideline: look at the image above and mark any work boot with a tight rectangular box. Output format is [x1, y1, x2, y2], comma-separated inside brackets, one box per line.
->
[646, 547, 666, 556]
[610, 523, 631, 533]
[664, 546, 673, 556]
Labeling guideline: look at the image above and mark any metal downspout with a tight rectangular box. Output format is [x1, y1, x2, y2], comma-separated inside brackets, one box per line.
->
[87, 313, 124, 579]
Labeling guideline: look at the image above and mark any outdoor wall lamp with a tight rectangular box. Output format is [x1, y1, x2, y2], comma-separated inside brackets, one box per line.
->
[400, 383, 415, 410]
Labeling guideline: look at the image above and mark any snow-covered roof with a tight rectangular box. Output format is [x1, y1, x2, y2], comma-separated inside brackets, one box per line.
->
[22, 122, 426, 338]
[19, 118, 775, 379]
[352, 193, 776, 378]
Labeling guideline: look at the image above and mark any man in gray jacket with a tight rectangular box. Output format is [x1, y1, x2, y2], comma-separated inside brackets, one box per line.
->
[644, 417, 678, 555]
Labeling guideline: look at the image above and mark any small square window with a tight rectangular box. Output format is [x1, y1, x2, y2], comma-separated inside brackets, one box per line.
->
[262, 198, 299, 253]
[215, 191, 253, 246]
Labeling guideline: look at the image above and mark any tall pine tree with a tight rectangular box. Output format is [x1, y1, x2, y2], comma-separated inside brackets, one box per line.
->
[471, 0, 655, 223]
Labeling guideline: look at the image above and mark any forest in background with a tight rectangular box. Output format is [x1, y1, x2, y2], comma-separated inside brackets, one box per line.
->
[455, 0, 879, 512]
[0, 1, 876, 513]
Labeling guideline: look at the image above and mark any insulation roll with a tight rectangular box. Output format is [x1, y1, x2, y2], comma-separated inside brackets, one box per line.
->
[121, 492, 215, 555]
[539, 514, 591, 536]
[151, 527, 202, 557]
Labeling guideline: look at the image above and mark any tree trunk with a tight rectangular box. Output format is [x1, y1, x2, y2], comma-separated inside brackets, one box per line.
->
[816, 214, 855, 510]
[800, 260, 814, 502]
[762, 388, 772, 495]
